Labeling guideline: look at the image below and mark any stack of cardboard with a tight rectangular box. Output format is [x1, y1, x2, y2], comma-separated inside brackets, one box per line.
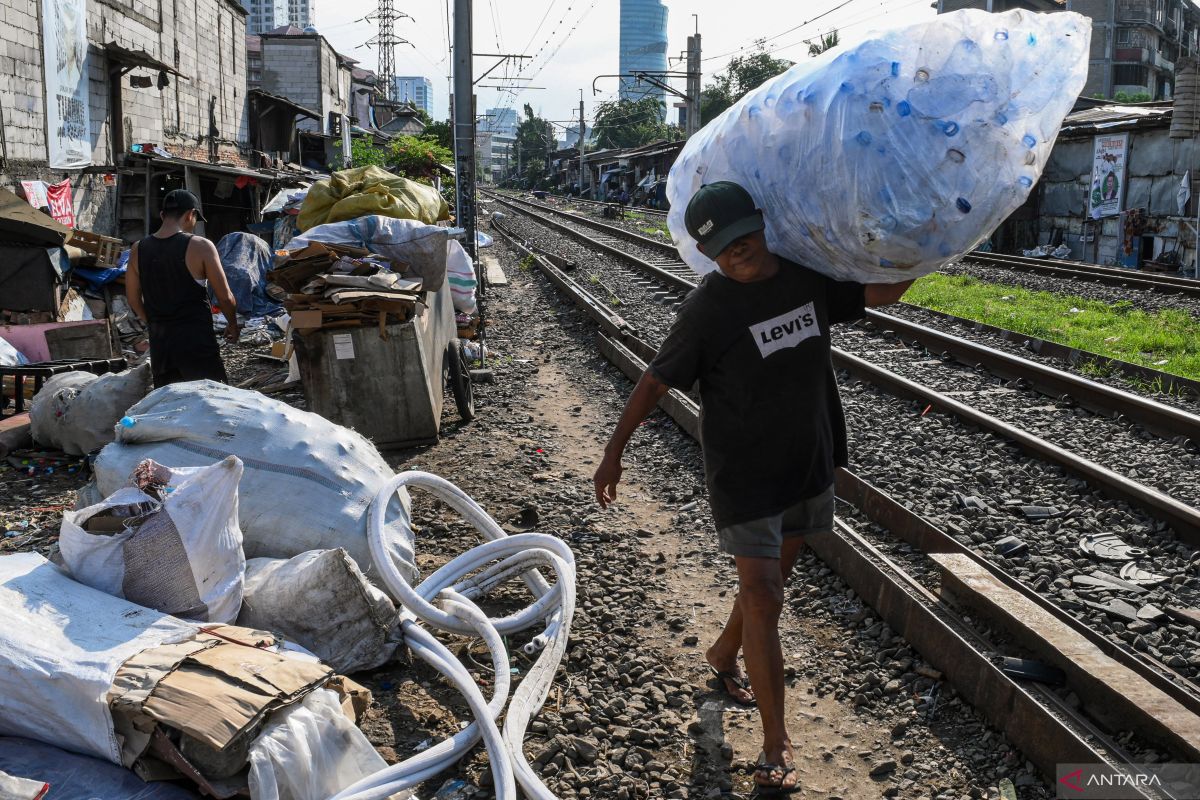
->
[268, 242, 424, 335]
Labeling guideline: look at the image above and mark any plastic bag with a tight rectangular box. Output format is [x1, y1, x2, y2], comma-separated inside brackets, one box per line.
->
[237, 549, 400, 673]
[0, 736, 200, 800]
[285, 215, 451, 289]
[248, 689, 401, 800]
[60, 456, 246, 623]
[666, 9, 1090, 283]
[446, 240, 478, 314]
[0, 337, 26, 367]
[93, 381, 414, 590]
[29, 364, 152, 455]
[298, 165, 449, 231]
[215, 232, 282, 317]
[0, 553, 197, 763]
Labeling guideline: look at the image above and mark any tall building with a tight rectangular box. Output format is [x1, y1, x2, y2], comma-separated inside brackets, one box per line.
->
[393, 76, 433, 114]
[484, 106, 518, 136]
[937, 0, 1200, 100]
[241, 0, 288, 34]
[288, 0, 314, 28]
[619, 0, 669, 113]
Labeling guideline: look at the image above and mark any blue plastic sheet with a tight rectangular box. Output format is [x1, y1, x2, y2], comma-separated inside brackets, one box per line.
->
[215, 232, 282, 317]
[0, 737, 201, 799]
[72, 265, 126, 290]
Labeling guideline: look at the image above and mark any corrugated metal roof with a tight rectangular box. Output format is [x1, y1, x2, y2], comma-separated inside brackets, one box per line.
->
[1058, 103, 1172, 136]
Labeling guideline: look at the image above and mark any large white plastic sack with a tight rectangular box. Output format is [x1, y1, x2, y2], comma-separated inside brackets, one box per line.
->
[0, 337, 27, 367]
[0, 553, 197, 763]
[667, 9, 1090, 283]
[0, 736, 201, 799]
[284, 215, 450, 289]
[29, 363, 151, 455]
[237, 549, 400, 674]
[248, 688, 408, 800]
[446, 239, 478, 315]
[92, 381, 414, 590]
[60, 457, 246, 623]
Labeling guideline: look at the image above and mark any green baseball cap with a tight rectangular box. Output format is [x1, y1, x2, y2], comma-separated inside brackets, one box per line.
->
[684, 181, 764, 258]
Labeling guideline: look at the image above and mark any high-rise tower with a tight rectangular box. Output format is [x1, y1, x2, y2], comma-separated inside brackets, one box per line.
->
[619, 0, 669, 114]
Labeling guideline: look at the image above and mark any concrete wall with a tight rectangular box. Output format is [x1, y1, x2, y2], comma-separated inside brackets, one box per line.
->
[0, 0, 249, 234]
[260, 35, 349, 135]
[1036, 128, 1199, 266]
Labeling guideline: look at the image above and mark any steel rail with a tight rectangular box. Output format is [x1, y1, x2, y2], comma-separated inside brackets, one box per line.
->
[495, 197, 1200, 542]
[863, 310, 1200, 442]
[490, 189, 669, 218]
[964, 250, 1200, 297]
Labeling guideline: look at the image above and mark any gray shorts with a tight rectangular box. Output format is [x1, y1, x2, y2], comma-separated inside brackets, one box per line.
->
[717, 485, 835, 559]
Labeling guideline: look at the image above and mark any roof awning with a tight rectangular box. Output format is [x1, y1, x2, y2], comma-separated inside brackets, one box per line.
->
[127, 152, 284, 181]
[104, 42, 187, 78]
[637, 173, 657, 188]
[249, 89, 319, 120]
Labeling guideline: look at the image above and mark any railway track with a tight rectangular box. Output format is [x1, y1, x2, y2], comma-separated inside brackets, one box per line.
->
[963, 250, 1200, 297]
[492, 190, 669, 220]
[485, 199, 1200, 795]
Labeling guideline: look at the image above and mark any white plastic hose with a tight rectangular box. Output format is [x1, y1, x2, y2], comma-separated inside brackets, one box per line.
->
[330, 471, 576, 800]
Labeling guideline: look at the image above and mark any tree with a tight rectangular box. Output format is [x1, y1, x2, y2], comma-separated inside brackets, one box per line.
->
[591, 96, 673, 149]
[700, 48, 793, 124]
[515, 104, 556, 186]
[807, 30, 840, 58]
[424, 118, 453, 151]
[388, 135, 453, 182]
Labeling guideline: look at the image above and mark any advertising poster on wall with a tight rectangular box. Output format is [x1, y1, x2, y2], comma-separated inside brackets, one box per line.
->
[1089, 133, 1128, 220]
[42, 0, 92, 169]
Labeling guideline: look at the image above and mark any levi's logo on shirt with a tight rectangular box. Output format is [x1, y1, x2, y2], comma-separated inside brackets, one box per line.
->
[749, 302, 821, 358]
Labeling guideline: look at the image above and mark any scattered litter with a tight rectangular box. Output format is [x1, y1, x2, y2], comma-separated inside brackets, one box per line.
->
[1080, 597, 1141, 623]
[1018, 504, 1064, 521]
[432, 778, 474, 800]
[1071, 572, 1146, 595]
[1118, 562, 1168, 586]
[994, 536, 1028, 558]
[1079, 533, 1146, 562]
[954, 493, 993, 514]
[999, 778, 1018, 800]
[1136, 604, 1167, 623]
[999, 656, 1065, 686]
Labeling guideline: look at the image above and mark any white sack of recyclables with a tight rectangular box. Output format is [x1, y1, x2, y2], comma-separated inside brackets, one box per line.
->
[667, 9, 1091, 283]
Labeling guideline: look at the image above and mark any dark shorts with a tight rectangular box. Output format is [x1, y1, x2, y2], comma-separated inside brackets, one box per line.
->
[717, 485, 835, 559]
[149, 322, 228, 389]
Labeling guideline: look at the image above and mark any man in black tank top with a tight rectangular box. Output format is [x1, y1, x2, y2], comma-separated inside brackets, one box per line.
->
[126, 190, 240, 388]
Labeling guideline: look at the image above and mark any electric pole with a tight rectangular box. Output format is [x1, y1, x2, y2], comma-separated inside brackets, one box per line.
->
[578, 94, 586, 197]
[452, 0, 477, 271]
[685, 32, 702, 137]
[368, 3, 412, 101]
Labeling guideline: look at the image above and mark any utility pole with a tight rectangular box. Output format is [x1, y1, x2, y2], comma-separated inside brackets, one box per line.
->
[452, 0, 477, 273]
[578, 93, 586, 197]
[685, 31, 702, 137]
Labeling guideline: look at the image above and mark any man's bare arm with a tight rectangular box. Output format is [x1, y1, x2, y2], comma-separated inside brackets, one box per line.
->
[125, 242, 147, 323]
[194, 239, 239, 339]
[864, 279, 915, 307]
[593, 369, 671, 507]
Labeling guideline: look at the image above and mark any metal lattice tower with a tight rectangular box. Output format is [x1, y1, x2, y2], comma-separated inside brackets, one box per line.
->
[368, 2, 411, 102]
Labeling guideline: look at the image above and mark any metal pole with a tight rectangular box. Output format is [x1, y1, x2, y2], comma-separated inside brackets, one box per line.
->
[578, 95, 586, 197]
[686, 33, 702, 137]
[453, 0, 477, 268]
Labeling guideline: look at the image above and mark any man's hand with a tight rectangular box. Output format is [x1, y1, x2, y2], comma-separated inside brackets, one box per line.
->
[593, 452, 623, 508]
[224, 321, 241, 343]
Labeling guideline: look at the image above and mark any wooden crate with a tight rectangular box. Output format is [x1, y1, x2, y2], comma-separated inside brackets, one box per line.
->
[70, 229, 124, 267]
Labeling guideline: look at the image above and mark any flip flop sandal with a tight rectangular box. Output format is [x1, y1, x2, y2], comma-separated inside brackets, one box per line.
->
[753, 752, 800, 796]
[707, 664, 757, 707]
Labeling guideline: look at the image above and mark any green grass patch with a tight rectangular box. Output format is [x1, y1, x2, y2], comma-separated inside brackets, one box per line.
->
[906, 273, 1200, 382]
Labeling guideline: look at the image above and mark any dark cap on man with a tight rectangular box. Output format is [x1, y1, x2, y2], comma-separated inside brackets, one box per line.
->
[162, 189, 207, 222]
[684, 181, 765, 259]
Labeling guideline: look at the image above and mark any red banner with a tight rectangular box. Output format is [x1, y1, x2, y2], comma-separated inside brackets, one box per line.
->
[45, 180, 75, 227]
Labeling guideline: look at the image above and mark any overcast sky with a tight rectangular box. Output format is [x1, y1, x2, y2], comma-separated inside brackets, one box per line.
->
[319, 0, 937, 128]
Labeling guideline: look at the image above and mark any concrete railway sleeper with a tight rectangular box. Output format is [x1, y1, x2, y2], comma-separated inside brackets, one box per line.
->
[490, 217, 1200, 796]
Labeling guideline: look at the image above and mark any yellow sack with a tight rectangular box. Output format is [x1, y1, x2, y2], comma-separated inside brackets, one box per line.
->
[297, 165, 449, 231]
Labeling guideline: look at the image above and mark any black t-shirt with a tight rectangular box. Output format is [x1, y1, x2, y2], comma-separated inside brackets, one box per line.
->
[648, 258, 866, 529]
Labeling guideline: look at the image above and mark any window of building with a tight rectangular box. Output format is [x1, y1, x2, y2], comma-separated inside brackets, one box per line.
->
[1117, 27, 1132, 44]
[1113, 63, 1149, 86]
